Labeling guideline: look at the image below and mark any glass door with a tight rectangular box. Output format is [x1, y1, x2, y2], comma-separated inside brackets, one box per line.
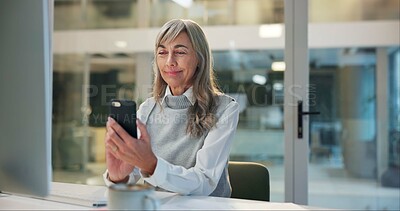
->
[284, 1, 400, 209]
[306, 49, 400, 210]
[305, 0, 400, 210]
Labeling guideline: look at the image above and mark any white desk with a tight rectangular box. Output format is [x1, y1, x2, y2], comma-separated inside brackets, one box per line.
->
[0, 182, 322, 210]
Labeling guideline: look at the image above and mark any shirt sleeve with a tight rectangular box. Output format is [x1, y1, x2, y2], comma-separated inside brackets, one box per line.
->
[103, 168, 142, 186]
[142, 100, 239, 196]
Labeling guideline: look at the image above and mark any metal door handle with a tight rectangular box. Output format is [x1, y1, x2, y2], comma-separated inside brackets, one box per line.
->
[297, 100, 320, 139]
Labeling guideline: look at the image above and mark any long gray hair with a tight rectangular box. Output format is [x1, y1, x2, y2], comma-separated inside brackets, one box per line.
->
[152, 19, 220, 138]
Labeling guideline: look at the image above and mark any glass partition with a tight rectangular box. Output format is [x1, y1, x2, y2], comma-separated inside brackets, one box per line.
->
[52, 0, 399, 209]
[309, 0, 400, 23]
[52, 0, 287, 201]
[307, 47, 400, 210]
[52, 53, 137, 183]
[54, 0, 139, 30]
[388, 49, 400, 174]
[306, 1, 399, 209]
[54, 0, 399, 30]
[214, 50, 285, 201]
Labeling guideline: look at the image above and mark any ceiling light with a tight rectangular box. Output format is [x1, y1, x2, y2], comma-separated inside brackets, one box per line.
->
[172, 0, 193, 8]
[229, 40, 235, 49]
[259, 24, 283, 38]
[273, 83, 284, 91]
[252, 75, 267, 85]
[115, 41, 128, 49]
[271, 61, 285, 71]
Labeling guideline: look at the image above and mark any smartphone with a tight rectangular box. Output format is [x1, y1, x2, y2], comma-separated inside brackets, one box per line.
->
[109, 99, 137, 138]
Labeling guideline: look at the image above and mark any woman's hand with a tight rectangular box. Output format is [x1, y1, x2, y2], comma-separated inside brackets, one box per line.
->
[105, 117, 135, 182]
[105, 117, 157, 182]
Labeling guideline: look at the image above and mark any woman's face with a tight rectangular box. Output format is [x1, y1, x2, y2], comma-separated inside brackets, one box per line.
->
[156, 32, 198, 95]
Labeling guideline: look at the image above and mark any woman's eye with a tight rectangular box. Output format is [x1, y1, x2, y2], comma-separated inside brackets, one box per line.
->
[158, 51, 167, 55]
[175, 51, 186, 55]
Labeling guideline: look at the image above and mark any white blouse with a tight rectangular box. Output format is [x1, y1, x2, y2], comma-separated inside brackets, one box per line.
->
[104, 87, 239, 196]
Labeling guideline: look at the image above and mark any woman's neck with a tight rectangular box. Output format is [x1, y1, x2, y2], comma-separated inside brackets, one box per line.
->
[170, 86, 190, 96]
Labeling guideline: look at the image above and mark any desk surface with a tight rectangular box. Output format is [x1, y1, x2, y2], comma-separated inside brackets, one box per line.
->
[0, 182, 323, 210]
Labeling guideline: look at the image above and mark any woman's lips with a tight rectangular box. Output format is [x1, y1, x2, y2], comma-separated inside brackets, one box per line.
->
[164, 70, 181, 76]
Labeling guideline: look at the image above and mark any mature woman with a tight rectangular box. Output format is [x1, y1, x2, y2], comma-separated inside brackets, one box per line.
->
[103, 19, 239, 197]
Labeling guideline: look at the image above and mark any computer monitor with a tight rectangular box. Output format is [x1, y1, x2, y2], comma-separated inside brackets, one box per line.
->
[0, 0, 53, 197]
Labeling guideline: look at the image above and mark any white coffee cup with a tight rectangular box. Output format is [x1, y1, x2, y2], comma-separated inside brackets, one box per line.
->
[108, 184, 159, 210]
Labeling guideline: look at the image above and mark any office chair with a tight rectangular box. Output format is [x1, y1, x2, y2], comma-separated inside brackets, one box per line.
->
[228, 161, 270, 201]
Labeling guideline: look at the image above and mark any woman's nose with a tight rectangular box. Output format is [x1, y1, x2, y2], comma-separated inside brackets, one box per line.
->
[166, 54, 177, 66]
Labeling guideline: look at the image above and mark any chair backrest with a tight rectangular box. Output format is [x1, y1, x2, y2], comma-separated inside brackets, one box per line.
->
[228, 161, 270, 201]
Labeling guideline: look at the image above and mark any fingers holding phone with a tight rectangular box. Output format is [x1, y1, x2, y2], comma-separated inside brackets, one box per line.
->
[105, 99, 138, 181]
[105, 99, 157, 176]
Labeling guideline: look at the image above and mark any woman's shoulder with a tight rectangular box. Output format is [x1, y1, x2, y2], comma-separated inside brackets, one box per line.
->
[139, 97, 156, 107]
[215, 93, 239, 112]
[216, 93, 236, 103]
[212, 93, 239, 120]
[137, 97, 157, 121]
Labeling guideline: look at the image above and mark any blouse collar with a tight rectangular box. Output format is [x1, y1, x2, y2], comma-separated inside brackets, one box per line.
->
[161, 86, 195, 106]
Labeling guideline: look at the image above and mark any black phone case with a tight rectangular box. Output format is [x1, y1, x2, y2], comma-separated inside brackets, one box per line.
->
[109, 99, 137, 138]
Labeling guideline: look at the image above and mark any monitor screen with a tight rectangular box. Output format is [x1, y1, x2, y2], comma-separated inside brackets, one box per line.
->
[0, 0, 53, 197]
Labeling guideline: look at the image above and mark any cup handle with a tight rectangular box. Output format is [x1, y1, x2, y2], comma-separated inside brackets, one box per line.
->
[145, 195, 160, 210]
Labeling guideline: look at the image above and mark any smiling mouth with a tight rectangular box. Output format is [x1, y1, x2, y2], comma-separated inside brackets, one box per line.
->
[165, 71, 182, 76]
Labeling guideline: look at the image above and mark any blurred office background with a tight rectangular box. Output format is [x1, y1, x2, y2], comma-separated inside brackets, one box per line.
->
[51, 0, 399, 210]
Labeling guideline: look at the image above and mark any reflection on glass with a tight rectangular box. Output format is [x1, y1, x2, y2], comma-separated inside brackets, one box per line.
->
[52, 53, 136, 184]
[383, 48, 400, 188]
